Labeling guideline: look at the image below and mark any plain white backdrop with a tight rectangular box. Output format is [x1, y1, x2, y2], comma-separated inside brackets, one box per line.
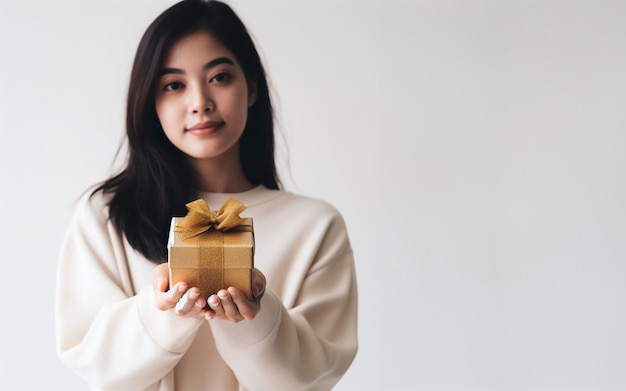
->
[1, 0, 626, 390]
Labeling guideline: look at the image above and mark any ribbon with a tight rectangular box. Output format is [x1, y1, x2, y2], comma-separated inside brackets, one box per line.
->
[174, 198, 247, 240]
[197, 229, 224, 297]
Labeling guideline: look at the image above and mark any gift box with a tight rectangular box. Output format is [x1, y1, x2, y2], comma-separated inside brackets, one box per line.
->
[167, 198, 254, 300]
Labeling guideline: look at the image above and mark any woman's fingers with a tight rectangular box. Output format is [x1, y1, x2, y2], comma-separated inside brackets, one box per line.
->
[207, 288, 261, 322]
[152, 264, 170, 293]
[155, 281, 187, 311]
[153, 263, 185, 310]
[251, 268, 266, 299]
[152, 264, 208, 317]
[230, 287, 259, 320]
[207, 294, 225, 318]
[219, 289, 244, 322]
[207, 290, 243, 322]
[174, 288, 200, 314]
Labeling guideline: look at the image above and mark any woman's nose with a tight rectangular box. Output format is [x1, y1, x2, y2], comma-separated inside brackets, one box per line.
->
[189, 82, 213, 114]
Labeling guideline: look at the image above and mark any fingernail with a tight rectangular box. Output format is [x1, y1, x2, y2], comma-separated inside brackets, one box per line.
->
[177, 283, 187, 293]
[189, 291, 199, 300]
[218, 290, 228, 298]
[253, 284, 264, 298]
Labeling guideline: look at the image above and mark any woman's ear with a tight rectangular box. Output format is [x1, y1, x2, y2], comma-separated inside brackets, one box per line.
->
[247, 80, 258, 107]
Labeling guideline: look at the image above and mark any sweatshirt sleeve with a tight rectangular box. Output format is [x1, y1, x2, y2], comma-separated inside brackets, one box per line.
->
[55, 193, 204, 390]
[209, 206, 358, 391]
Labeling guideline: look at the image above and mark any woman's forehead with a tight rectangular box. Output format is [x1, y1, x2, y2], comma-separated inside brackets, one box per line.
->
[162, 31, 237, 68]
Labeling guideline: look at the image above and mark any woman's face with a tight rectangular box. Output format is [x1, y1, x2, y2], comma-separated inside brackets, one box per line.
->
[155, 31, 256, 162]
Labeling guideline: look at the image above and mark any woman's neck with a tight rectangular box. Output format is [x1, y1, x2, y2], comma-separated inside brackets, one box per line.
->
[188, 155, 253, 194]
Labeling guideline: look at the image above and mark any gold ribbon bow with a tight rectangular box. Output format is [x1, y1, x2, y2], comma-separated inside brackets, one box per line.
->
[174, 198, 247, 240]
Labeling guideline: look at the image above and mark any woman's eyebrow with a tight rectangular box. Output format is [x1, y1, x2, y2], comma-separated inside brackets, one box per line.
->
[159, 57, 235, 76]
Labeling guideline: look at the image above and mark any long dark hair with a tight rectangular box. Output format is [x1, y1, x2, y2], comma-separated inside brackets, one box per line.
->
[93, 0, 280, 263]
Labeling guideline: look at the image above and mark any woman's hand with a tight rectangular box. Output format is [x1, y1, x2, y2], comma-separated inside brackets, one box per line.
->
[205, 268, 266, 323]
[152, 263, 208, 318]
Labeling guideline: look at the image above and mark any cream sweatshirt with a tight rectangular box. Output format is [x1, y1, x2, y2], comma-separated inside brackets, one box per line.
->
[55, 185, 358, 391]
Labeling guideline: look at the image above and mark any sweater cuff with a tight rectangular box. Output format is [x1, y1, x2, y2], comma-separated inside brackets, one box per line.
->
[209, 290, 281, 348]
[136, 286, 204, 353]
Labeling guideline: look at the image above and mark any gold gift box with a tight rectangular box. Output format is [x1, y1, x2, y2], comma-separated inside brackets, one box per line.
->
[167, 216, 254, 300]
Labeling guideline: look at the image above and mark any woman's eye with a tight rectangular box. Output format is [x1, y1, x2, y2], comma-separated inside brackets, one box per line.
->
[164, 82, 184, 91]
[210, 73, 231, 83]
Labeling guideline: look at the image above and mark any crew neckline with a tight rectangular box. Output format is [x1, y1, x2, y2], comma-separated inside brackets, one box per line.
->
[200, 185, 283, 208]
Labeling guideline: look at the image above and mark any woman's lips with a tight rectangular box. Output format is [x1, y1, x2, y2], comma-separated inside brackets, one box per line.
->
[187, 121, 224, 136]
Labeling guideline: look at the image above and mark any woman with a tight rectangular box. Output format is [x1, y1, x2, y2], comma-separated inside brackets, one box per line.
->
[55, 1, 358, 390]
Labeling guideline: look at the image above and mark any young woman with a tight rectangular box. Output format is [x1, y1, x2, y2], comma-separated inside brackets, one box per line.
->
[55, 1, 357, 390]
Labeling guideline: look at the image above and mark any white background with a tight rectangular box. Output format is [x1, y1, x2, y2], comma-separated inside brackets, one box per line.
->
[1, 0, 626, 390]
